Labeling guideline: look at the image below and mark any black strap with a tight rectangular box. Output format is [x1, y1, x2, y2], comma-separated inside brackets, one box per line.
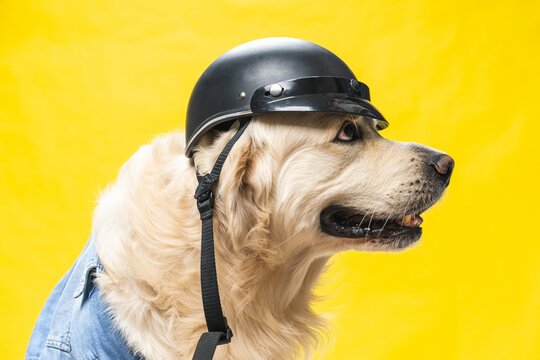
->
[192, 119, 251, 360]
[192, 332, 224, 360]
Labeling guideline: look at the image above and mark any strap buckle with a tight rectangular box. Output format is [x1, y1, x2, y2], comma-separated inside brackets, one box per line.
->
[195, 174, 216, 220]
[196, 190, 214, 220]
[195, 173, 216, 199]
[217, 318, 233, 345]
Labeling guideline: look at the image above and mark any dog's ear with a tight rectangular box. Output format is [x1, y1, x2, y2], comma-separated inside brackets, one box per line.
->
[215, 129, 279, 263]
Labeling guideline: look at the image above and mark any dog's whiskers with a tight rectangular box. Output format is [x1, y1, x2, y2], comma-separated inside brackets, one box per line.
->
[378, 204, 397, 234]
[367, 212, 375, 230]
[359, 205, 376, 227]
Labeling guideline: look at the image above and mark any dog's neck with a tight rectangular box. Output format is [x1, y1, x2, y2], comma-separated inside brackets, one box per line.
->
[214, 234, 330, 359]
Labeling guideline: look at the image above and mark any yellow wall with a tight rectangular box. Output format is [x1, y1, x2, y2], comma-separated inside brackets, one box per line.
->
[1, 1, 538, 359]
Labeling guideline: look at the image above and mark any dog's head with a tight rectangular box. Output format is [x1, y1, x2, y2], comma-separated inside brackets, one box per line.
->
[194, 112, 453, 261]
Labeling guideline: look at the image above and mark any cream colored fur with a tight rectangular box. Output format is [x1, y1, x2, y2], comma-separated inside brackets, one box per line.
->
[93, 113, 446, 359]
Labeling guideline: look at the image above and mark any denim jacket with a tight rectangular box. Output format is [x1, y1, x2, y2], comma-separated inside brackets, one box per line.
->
[25, 236, 143, 360]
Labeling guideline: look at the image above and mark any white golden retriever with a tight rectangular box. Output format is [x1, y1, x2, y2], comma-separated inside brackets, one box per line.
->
[93, 112, 453, 359]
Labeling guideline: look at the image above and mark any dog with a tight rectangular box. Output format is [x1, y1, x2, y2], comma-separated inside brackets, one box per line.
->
[28, 112, 453, 360]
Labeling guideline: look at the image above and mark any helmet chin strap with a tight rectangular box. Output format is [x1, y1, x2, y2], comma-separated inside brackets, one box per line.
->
[192, 118, 251, 360]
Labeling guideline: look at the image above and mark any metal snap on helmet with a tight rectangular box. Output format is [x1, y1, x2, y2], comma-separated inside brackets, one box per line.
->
[185, 37, 388, 157]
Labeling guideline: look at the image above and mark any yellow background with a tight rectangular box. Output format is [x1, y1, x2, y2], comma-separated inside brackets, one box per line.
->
[1, 1, 538, 359]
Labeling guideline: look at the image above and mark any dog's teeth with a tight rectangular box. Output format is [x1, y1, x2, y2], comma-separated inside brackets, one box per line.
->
[399, 214, 423, 227]
[401, 215, 412, 224]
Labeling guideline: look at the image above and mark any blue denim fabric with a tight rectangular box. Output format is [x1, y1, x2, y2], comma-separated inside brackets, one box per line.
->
[25, 236, 143, 360]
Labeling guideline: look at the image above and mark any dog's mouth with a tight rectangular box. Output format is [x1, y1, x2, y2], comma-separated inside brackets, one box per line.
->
[320, 205, 423, 249]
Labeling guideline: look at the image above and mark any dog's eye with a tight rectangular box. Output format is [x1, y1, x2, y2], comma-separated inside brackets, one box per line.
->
[335, 123, 360, 142]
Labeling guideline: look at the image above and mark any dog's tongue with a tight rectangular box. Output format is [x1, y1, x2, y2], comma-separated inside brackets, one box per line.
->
[398, 214, 423, 227]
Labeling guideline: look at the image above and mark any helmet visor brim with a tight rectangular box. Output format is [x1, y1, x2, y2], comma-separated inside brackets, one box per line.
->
[250, 77, 388, 130]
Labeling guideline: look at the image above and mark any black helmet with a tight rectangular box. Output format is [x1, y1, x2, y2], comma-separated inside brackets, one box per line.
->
[185, 37, 388, 157]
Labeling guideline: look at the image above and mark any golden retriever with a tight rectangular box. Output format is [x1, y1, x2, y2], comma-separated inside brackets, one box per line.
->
[93, 112, 453, 359]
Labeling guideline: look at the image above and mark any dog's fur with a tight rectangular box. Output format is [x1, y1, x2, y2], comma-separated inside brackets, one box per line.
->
[93, 113, 449, 359]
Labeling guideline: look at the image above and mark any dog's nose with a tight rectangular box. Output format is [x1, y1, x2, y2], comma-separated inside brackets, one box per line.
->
[430, 153, 454, 185]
